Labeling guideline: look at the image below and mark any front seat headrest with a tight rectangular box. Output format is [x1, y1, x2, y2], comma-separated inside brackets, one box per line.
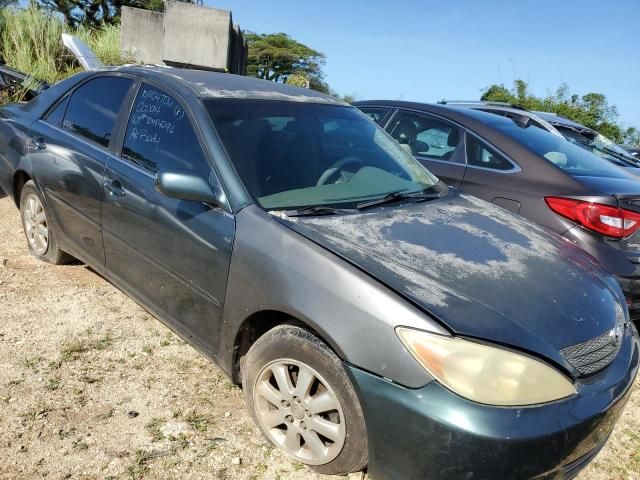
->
[447, 128, 460, 147]
[394, 119, 417, 144]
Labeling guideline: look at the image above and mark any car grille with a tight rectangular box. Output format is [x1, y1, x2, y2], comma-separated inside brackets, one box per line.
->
[560, 329, 622, 376]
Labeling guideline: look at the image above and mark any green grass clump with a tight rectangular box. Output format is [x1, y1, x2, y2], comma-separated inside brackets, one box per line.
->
[0, 7, 128, 101]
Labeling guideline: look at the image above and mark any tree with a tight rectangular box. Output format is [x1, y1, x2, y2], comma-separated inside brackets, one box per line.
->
[246, 32, 328, 93]
[624, 127, 640, 147]
[285, 73, 310, 88]
[481, 79, 627, 142]
[35, 0, 193, 28]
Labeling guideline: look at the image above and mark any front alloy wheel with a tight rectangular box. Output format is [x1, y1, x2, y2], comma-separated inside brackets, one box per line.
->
[242, 325, 368, 475]
[254, 359, 346, 465]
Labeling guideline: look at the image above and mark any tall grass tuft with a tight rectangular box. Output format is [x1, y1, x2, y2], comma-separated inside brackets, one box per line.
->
[76, 23, 128, 67]
[0, 7, 71, 84]
[0, 7, 128, 101]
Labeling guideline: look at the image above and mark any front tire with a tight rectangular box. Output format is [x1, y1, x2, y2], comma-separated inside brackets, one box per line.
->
[20, 180, 72, 265]
[242, 325, 368, 475]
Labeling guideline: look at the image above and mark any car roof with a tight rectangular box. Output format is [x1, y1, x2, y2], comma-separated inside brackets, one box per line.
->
[438, 102, 526, 115]
[353, 99, 526, 130]
[534, 111, 592, 131]
[109, 65, 346, 105]
[438, 103, 564, 137]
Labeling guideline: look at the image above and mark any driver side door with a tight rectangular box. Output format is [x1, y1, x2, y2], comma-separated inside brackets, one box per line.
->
[101, 81, 235, 356]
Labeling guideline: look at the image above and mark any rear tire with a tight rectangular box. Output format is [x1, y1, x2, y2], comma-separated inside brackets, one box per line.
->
[242, 325, 368, 475]
[19, 180, 73, 265]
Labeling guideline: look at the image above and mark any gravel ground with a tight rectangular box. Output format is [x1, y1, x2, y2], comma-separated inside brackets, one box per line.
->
[0, 195, 638, 480]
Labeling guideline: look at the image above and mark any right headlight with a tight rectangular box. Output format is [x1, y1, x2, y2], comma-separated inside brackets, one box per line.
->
[396, 327, 577, 406]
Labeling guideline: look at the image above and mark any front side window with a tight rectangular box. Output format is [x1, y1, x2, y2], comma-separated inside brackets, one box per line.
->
[466, 135, 514, 171]
[357, 106, 391, 125]
[62, 76, 132, 147]
[122, 84, 210, 177]
[207, 100, 438, 210]
[389, 111, 462, 162]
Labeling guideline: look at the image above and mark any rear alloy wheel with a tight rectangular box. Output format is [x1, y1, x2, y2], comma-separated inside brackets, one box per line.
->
[22, 192, 48, 255]
[242, 325, 368, 475]
[19, 180, 73, 265]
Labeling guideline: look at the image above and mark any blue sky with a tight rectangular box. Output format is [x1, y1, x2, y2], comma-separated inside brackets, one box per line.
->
[208, 0, 640, 128]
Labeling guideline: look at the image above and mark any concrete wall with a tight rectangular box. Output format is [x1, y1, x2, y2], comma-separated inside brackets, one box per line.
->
[120, 2, 247, 74]
[120, 7, 164, 65]
[163, 1, 232, 71]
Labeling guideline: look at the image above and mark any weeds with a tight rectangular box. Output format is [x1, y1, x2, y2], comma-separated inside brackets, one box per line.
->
[0, 7, 129, 103]
[127, 450, 150, 480]
[45, 377, 61, 391]
[184, 411, 214, 432]
[145, 418, 164, 442]
[60, 333, 113, 362]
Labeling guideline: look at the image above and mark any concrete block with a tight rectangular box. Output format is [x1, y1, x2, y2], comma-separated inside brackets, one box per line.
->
[163, 1, 232, 71]
[120, 7, 165, 65]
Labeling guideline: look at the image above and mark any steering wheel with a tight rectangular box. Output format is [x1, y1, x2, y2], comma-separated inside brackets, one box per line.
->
[316, 157, 364, 186]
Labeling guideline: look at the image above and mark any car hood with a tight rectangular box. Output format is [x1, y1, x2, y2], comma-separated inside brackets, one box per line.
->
[274, 191, 624, 373]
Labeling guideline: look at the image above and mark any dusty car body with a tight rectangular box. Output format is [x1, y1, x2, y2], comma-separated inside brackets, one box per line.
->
[0, 68, 638, 479]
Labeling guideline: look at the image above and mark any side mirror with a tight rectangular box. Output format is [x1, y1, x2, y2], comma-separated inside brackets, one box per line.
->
[155, 170, 221, 206]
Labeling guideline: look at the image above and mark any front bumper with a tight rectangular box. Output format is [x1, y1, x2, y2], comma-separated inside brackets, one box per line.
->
[346, 331, 639, 480]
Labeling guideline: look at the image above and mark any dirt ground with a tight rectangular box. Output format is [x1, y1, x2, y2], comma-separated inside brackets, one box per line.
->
[0, 195, 638, 480]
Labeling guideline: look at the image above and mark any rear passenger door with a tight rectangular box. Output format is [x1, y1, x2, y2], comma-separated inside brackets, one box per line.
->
[101, 81, 234, 355]
[28, 75, 134, 267]
[387, 110, 466, 186]
[460, 133, 523, 213]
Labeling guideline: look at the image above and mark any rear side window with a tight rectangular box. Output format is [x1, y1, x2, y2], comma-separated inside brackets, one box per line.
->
[62, 76, 132, 147]
[357, 107, 390, 125]
[466, 135, 515, 171]
[121, 84, 210, 177]
[494, 121, 630, 178]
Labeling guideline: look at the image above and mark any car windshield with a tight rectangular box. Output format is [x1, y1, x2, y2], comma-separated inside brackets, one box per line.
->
[206, 100, 438, 210]
[557, 127, 640, 166]
[594, 132, 639, 158]
[494, 120, 632, 179]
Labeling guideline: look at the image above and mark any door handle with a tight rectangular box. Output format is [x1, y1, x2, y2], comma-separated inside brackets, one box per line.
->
[103, 179, 126, 197]
[32, 136, 47, 150]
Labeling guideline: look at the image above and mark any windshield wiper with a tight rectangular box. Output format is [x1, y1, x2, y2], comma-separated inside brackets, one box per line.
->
[356, 189, 443, 210]
[280, 206, 352, 217]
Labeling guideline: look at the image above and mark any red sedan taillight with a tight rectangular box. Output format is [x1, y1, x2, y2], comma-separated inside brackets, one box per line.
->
[545, 197, 640, 239]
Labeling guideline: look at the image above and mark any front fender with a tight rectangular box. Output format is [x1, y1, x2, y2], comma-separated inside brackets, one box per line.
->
[219, 205, 446, 388]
